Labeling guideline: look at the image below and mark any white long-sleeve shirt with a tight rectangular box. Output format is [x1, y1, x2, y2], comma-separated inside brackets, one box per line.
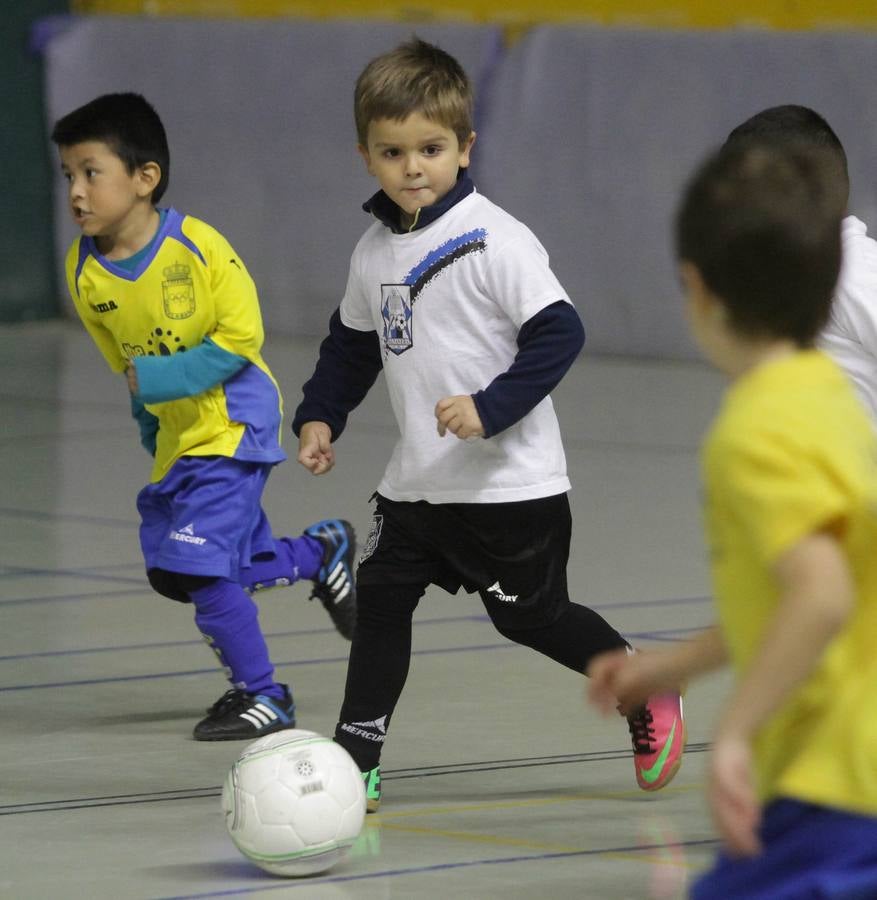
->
[819, 215, 877, 422]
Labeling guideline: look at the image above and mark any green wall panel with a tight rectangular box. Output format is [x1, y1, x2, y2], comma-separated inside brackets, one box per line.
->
[0, 2, 68, 322]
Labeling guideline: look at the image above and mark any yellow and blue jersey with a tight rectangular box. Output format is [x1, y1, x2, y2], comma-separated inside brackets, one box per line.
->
[65, 208, 286, 482]
[703, 350, 877, 816]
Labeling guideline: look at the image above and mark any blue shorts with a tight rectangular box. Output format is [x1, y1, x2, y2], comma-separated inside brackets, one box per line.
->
[137, 456, 275, 582]
[692, 798, 877, 900]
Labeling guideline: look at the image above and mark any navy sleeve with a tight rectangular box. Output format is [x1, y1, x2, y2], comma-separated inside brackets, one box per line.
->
[291, 308, 383, 441]
[471, 300, 585, 438]
[129, 389, 159, 456]
[133, 336, 248, 404]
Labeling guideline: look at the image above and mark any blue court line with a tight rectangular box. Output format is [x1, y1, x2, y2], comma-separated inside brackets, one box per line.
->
[0, 565, 143, 586]
[0, 505, 137, 529]
[4, 745, 714, 815]
[0, 642, 518, 692]
[0, 390, 123, 412]
[0, 588, 146, 607]
[0, 573, 709, 610]
[0, 562, 143, 592]
[0, 600, 711, 662]
[0, 623, 709, 692]
[0, 615, 490, 662]
[155, 838, 721, 900]
[1, 560, 141, 574]
[626, 626, 710, 642]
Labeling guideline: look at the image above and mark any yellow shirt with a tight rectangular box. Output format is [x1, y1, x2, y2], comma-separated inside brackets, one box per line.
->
[66, 209, 285, 482]
[703, 350, 877, 815]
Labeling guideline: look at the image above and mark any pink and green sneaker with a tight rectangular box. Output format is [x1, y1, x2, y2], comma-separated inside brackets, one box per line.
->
[362, 766, 382, 813]
[627, 692, 685, 791]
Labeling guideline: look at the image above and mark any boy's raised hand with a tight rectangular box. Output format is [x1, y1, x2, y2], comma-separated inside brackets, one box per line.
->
[297, 421, 335, 475]
[435, 395, 485, 440]
[587, 647, 682, 717]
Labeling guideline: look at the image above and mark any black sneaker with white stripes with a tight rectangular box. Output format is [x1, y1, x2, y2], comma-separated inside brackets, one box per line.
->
[304, 519, 357, 640]
[192, 684, 296, 741]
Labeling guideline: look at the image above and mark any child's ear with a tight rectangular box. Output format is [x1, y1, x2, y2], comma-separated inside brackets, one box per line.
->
[678, 261, 703, 298]
[135, 162, 161, 198]
[458, 131, 476, 169]
[680, 261, 727, 323]
[357, 145, 375, 176]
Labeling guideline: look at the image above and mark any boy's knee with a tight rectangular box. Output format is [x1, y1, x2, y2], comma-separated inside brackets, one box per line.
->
[357, 583, 423, 618]
[486, 605, 561, 643]
[147, 567, 214, 603]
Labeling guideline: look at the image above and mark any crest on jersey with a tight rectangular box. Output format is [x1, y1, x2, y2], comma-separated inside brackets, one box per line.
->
[162, 263, 196, 319]
[381, 284, 412, 355]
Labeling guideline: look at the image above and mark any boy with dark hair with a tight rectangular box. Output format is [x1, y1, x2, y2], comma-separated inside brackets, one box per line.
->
[725, 104, 848, 186]
[725, 103, 877, 424]
[292, 38, 684, 811]
[52, 92, 357, 741]
[589, 142, 877, 897]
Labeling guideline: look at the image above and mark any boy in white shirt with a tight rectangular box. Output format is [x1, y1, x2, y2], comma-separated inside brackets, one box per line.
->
[292, 37, 684, 811]
[724, 105, 877, 421]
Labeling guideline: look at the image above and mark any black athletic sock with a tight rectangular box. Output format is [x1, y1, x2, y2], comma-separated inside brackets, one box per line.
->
[334, 583, 424, 771]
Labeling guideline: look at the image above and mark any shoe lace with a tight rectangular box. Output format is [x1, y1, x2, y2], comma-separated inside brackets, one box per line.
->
[310, 577, 354, 611]
[206, 688, 249, 716]
[627, 707, 656, 755]
[309, 583, 333, 603]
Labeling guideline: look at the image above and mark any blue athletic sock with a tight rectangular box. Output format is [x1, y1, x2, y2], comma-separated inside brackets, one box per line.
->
[242, 536, 323, 590]
[188, 577, 283, 698]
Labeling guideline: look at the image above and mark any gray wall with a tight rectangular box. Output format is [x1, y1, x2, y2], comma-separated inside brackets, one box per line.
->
[42, 17, 877, 358]
[475, 27, 877, 358]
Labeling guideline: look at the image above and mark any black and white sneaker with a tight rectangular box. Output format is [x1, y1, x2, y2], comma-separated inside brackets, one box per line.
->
[193, 684, 296, 741]
[304, 519, 357, 640]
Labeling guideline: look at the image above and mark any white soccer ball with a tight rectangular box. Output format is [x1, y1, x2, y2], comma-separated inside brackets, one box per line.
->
[221, 729, 366, 877]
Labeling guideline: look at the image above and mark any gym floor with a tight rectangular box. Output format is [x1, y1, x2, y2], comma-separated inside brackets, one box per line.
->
[1, 320, 731, 899]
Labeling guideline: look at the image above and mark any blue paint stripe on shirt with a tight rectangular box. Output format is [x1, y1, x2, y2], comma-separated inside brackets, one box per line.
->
[403, 228, 488, 285]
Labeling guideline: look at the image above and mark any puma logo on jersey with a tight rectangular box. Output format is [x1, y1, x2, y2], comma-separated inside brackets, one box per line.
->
[90, 299, 118, 313]
[486, 581, 518, 603]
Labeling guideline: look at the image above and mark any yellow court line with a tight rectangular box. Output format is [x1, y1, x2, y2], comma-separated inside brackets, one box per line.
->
[377, 780, 704, 821]
[377, 818, 708, 871]
[365, 781, 709, 871]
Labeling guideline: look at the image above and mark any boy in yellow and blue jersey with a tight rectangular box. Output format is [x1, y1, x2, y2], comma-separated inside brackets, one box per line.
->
[588, 142, 877, 896]
[52, 93, 357, 741]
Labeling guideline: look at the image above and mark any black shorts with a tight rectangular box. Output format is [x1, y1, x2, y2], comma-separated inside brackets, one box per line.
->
[357, 492, 572, 630]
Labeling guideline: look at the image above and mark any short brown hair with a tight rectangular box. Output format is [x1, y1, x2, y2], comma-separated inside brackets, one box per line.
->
[354, 37, 474, 146]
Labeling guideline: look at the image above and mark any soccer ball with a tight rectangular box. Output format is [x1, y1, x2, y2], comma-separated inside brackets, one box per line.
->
[221, 729, 366, 877]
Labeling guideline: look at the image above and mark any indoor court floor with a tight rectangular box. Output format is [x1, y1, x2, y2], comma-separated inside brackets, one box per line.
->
[1, 320, 732, 899]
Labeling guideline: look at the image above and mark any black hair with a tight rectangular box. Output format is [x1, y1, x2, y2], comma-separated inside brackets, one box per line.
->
[51, 93, 170, 203]
[676, 141, 843, 346]
[725, 104, 848, 207]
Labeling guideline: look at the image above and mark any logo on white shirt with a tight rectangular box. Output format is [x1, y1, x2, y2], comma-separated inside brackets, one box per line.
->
[381, 284, 413, 356]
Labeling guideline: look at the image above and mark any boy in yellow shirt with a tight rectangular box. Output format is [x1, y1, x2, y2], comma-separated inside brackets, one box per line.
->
[588, 142, 877, 896]
[52, 93, 358, 741]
